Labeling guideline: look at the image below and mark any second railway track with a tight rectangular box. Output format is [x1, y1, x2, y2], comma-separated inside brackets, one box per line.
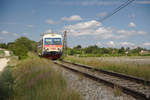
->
[54, 60, 150, 100]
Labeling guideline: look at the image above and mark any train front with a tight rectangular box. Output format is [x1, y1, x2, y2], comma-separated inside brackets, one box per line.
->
[42, 34, 63, 60]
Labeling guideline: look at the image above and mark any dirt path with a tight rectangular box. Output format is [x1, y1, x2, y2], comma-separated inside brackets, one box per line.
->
[0, 50, 10, 72]
[0, 58, 9, 72]
[4, 50, 10, 57]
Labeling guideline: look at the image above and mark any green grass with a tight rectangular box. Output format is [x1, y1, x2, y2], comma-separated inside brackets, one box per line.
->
[0, 54, 81, 100]
[0, 50, 5, 57]
[65, 56, 150, 80]
[7, 56, 19, 66]
[0, 65, 14, 100]
[113, 85, 122, 97]
[0, 50, 4, 54]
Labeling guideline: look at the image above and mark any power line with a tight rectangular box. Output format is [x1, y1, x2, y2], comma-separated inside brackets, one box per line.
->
[99, 0, 135, 22]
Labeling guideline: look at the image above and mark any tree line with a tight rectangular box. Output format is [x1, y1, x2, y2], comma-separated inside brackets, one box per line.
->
[67, 45, 150, 57]
[0, 37, 150, 59]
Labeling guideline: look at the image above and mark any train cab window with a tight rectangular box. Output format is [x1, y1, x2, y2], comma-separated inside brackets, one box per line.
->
[45, 38, 53, 45]
[44, 38, 62, 45]
[53, 38, 62, 45]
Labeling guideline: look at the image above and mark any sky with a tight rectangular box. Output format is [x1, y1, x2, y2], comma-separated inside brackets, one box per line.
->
[0, 0, 150, 49]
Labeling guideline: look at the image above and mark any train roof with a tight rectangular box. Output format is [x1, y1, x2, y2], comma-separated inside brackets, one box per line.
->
[42, 33, 62, 38]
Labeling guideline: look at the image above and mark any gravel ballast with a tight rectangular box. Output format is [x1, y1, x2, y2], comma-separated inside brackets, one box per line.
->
[53, 64, 136, 100]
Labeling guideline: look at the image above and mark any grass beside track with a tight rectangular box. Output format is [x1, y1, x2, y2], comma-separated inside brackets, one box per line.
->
[0, 54, 81, 100]
[65, 56, 150, 80]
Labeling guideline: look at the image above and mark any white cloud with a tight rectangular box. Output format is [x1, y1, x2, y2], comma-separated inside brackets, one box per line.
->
[50, 0, 150, 6]
[27, 24, 33, 28]
[0, 22, 16, 25]
[117, 30, 146, 36]
[23, 33, 28, 36]
[64, 20, 101, 36]
[63, 20, 146, 39]
[120, 42, 134, 47]
[45, 19, 57, 24]
[128, 22, 136, 28]
[136, 1, 150, 4]
[106, 41, 115, 47]
[97, 12, 107, 18]
[61, 15, 83, 21]
[128, 14, 136, 19]
[62, 1, 120, 6]
[143, 42, 150, 46]
[45, 29, 52, 33]
[0, 30, 9, 35]
[96, 42, 102, 46]
[13, 33, 19, 37]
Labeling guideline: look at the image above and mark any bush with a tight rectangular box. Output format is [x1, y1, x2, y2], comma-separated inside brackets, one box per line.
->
[8, 37, 37, 59]
[0, 43, 7, 49]
[0, 66, 14, 100]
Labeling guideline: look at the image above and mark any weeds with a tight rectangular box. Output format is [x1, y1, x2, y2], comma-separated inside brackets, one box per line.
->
[0, 66, 14, 100]
[113, 85, 122, 97]
[0, 50, 5, 57]
[0, 54, 81, 100]
[12, 55, 81, 100]
[65, 56, 150, 80]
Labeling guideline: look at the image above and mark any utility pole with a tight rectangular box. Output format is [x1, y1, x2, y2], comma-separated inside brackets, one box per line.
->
[63, 31, 67, 57]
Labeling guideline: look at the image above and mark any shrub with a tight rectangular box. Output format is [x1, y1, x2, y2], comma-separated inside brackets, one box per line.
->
[8, 37, 37, 59]
[0, 66, 14, 100]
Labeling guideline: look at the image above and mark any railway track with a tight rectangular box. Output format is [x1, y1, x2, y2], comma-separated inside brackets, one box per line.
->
[54, 60, 150, 100]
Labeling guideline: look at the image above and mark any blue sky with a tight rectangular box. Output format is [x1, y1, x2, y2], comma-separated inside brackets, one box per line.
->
[0, 0, 150, 48]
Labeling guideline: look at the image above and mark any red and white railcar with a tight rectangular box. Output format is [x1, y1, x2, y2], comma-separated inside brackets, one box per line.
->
[38, 33, 63, 60]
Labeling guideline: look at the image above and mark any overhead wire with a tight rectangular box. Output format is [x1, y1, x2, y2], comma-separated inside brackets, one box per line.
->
[99, 0, 135, 22]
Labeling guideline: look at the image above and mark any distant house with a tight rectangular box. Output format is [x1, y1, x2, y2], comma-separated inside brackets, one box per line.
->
[140, 50, 148, 55]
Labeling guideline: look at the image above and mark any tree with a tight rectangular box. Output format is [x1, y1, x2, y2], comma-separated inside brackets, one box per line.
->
[7, 42, 15, 51]
[0, 43, 7, 49]
[118, 47, 125, 54]
[8, 37, 37, 59]
[126, 47, 130, 51]
[131, 47, 144, 54]
[74, 45, 82, 49]
[85, 45, 99, 54]
[13, 44, 28, 59]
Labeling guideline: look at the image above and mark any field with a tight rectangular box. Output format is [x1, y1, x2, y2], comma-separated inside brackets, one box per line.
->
[65, 56, 150, 80]
[0, 53, 81, 100]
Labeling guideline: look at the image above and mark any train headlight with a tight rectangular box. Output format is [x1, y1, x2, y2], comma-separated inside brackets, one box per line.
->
[44, 47, 49, 51]
[58, 48, 62, 51]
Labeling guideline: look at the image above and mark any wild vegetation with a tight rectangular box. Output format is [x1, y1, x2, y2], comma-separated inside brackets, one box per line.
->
[67, 45, 150, 57]
[0, 43, 7, 49]
[0, 36, 82, 100]
[1, 38, 150, 59]
[0, 53, 81, 100]
[0, 50, 5, 57]
[65, 56, 150, 80]
[0, 36, 150, 99]
[0, 37, 37, 59]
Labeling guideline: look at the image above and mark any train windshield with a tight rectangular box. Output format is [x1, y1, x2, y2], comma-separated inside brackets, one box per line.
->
[45, 38, 62, 45]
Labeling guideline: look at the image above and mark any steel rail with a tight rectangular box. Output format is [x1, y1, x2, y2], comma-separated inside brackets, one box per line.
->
[54, 61, 150, 100]
[62, 60, 150, 86]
